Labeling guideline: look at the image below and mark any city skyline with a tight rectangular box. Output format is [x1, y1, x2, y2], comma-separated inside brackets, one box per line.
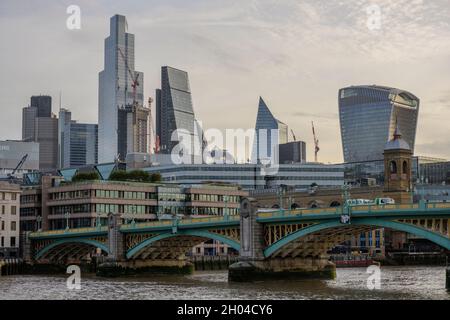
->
[1, 0, 450, 163]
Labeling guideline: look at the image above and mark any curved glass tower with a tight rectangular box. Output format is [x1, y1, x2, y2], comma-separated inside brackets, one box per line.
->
[338, 85, 419, 163]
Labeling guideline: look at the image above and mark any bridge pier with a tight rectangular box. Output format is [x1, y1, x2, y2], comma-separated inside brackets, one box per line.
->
[229, 198, 336, 282]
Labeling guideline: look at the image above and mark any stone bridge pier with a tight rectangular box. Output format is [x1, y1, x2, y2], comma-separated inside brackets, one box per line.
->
[228, 198, 336, 282]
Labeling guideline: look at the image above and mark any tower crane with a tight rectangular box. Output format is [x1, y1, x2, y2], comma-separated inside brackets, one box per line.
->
[117, 47, 140, 106]
[290, 129, 297, 142]
[312, 121, 320, 162]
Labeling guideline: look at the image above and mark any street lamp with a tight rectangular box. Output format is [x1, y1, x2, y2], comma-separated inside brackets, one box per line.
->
[36, 215, 42, 232]
[65, 211, 71, 231]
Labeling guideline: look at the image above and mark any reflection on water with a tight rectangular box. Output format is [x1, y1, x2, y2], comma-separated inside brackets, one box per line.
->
[0, 266, 449, 300]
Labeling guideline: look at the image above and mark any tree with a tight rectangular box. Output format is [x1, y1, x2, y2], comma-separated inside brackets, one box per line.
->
[109, 169, 154, 182]
[71, 171, 100, 182]
[150, 172, 162, 182]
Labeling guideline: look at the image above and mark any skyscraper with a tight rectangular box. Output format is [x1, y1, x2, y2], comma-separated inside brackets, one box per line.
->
[117, 104, 149, 159]
[58, 109, 98, 168]
[339, 85, 419, 163]
[252, 97, 288, 163]
[98, 15, 144, 163]
[22, 95, 58, 170]
[155, 66, 201, 158]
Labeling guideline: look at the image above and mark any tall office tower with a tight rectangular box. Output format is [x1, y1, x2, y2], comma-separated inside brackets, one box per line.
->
[58, 109, 98, 168]
[117, 104, 149, 159]
[22, 95, 58, 170]
[252, 97, 288, 163]
[279, 141, 307, 164]
[156, 66, 202, 158]
[98, 15, 144, 163]
[339, 85, 420, 163]
[30, 95, 52, 117]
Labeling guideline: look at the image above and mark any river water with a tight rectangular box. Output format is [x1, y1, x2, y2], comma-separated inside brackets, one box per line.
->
[0, 266, 449, 300]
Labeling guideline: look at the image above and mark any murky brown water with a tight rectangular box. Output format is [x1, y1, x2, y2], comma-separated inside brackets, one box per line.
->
[0, 266, 449, 300]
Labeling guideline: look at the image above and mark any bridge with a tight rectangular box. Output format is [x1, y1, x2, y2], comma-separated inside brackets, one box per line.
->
[25, 198, 450, 280]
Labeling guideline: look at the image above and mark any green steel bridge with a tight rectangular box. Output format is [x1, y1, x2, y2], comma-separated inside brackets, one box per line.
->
[27, 200, 450, 267]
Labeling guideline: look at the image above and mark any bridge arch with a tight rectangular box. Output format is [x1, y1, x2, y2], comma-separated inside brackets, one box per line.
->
[126, 230, 240, 259]
[35, 238, 110, 260]
[264, 218, 450, 258]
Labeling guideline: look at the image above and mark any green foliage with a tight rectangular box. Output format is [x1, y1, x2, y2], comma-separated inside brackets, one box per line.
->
[109, 170, 161, 183]
[71, 171, 100, 182]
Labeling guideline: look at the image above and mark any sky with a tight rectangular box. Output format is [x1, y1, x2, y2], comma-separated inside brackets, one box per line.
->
[0, 0, 449, 163]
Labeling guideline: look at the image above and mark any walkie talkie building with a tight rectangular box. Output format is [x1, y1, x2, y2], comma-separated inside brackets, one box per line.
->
[338, 85, 420, 163]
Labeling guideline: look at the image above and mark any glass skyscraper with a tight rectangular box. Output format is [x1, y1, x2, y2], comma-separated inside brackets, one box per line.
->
[156, 66, 202, 158]
[252, 97, 288, 163]
[58, 109, 98, 168]
[98, 15, 144, 163]
[339, 85, 419, 163]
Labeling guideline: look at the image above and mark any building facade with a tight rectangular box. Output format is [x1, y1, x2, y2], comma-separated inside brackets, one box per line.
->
[156, 66, 202, 157]
[22, 95, 58, 170]
[143, 163, 344, 191]
[98, 15, 144, 163]
[0, 140, 39, 177]
[20, 177, 247, 232]
[279, 141, 306, 164]
[0, 182, 21, 258]
[252, 97, 288, 163]
[339, 85, 419, 162]
[118, 104, 149, 159]
[58, 109, 98, 169]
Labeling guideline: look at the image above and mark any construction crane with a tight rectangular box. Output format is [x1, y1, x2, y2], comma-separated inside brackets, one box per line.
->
[312, 121, 320, 162]
[7, 154, 28, 182]
[290, 129, 297, 142]
[117, 47, 140, 105]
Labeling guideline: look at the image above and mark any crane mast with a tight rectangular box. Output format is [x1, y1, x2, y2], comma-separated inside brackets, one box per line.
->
[312, 121, 320, 162]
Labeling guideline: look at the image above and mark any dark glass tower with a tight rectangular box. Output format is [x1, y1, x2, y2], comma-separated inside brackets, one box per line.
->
[156, 66, 200, 156]
[339, 85, 419, 163]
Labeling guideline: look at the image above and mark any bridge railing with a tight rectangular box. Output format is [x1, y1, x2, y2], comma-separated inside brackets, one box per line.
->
[120, 214, 240, 231]
[29, 226, 108, 238]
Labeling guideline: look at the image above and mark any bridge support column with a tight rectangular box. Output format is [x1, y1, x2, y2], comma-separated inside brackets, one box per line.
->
[22, 232, 33, 263]
[97, 213, 125, 277]
[229, 198, 336, 282]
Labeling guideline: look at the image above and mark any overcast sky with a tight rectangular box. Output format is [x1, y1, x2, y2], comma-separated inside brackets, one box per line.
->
[1, 0, 449, 163]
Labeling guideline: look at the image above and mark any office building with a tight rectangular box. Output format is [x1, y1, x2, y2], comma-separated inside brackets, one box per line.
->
[156, 66, 202, 158]
[339, 85, 419, 162]
[22, 95, 58, 170]
[0, 182, 21, 258]
[143, 163, 344, 191]
[20, 176, 246, 232]
[58, 109, 98, 169]
[279, 141, 306, 164]
[99, 14, 144, 163]
[0, 140, 39, 177]
[252, 97, 288, 163]
[118, 104, 149, 159]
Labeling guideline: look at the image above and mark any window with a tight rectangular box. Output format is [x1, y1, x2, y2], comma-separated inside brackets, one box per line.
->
[1, 236, 4, 247]
[403, 161, 408, 174]
[11, 193, 17, 201]
[1, 221, 4, 230]
[11, 221, 16, 231]
[10, 237, 16, 247]
[11, 206, 16, 215]
[1, 205, 4, 214]
[390, 161, 397, 174]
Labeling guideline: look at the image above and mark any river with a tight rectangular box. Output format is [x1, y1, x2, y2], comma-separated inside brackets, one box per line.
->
[0, 266, 449, 300]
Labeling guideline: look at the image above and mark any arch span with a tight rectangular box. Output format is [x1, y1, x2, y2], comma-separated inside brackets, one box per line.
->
[35, 238, 110, 260]
[126, 230, 241, 259]
[264, 218, 450, 258]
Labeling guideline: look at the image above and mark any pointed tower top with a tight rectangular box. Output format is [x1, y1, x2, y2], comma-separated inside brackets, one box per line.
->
[385, 120, 410, 151]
